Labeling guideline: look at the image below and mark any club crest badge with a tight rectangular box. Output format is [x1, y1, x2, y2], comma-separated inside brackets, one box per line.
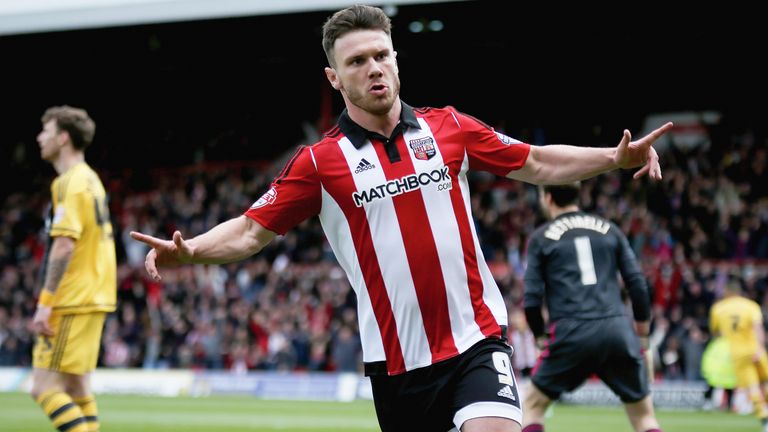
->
[495, 131, 521, 145]
[409, 136, 436, 161]
[250, 187, 277, 209]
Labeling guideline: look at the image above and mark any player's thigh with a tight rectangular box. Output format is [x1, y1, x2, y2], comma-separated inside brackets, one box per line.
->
[596, 326, 648, 402]
[452, 340, 522, 430]
[371, 339, 522, 432]
[755, 352, 768, 383]
[370, 364, 455, 432]
[30, 367, 66, 397]
[530, 321, 594, 399]
[33, 313, 106, 375]
[733, 355, 761, 388]
[63, 372, 93, 397]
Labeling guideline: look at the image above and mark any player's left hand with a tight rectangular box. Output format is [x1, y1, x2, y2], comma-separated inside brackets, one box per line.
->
[130, 230, 194, 281]
[614, 122, 674, 181]
[32, 305, 54, 336]
[639, 336, 654, 384]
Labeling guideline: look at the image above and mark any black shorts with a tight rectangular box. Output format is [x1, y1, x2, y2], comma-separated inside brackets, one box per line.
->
[370, 338, 522, 432]
[531, 316, 649, 403]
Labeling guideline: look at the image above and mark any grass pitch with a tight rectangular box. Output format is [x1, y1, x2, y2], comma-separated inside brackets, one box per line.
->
[0, 392, 758, 431]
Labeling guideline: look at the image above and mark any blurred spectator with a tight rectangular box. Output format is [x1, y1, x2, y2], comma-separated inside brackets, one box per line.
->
[331, 324, 361, 372]
[507, 308, 537, 378]
[1, 132, 768, 383]
[660, 334, 684, 380]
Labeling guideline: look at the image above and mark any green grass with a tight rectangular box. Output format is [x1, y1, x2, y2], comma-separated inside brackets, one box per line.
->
[0, 392, 758, 431]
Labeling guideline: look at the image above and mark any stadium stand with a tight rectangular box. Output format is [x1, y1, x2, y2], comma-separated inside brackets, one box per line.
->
[1, 130, 767, 385]
[1, 1, 766, 400]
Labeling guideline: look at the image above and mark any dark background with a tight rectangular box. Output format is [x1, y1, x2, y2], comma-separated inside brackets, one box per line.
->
[1, 0, 766, 197]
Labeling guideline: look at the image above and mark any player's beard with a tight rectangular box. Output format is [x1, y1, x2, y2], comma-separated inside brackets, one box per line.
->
[345, 76, 400, 116]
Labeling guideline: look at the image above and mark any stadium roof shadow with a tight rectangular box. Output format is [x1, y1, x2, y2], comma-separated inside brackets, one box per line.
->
[0, 0, 765, 196]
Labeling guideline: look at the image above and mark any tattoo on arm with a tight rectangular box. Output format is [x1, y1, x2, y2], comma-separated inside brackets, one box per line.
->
[43, 255, 71, 294]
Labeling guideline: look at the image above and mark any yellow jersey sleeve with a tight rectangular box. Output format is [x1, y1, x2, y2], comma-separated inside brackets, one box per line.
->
[710, 303, 720, 335]
[50, 178, 86, 240]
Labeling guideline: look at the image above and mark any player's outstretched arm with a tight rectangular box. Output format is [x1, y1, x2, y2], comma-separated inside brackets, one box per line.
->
[130, 216, 276, 281]
[507, 122, 673, 184]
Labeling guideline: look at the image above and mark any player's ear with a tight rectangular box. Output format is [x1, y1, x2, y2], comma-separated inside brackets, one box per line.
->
[325, 67, 341, 90]
[57, 130, 71, 147]
[393, 51, 398, 73]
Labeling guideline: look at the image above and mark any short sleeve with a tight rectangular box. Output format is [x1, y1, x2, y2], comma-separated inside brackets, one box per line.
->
[49, 182, 84, 240]
[452, 110, 531, 177]
[244, 146, 321, 235]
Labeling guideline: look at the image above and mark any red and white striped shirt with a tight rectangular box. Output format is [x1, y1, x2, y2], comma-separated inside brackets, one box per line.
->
[245, 102, 530, 375]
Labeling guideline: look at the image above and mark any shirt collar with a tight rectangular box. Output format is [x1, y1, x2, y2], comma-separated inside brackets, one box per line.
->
[338, 100, 421, 149]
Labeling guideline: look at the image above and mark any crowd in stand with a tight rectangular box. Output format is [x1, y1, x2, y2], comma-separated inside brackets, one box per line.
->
[1, 127, 767, 383]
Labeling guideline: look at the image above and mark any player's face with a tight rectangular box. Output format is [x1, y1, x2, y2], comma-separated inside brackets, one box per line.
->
[37, 119, 64, 162]
[327, 29, 400, 116]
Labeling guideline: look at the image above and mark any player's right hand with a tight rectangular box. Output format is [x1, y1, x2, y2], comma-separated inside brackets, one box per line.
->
[129, 230, 194, 281]
[31, 306, 54, 336]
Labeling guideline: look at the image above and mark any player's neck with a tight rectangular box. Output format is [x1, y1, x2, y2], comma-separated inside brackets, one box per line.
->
[347, 98, 402, 137]
[53, 151, 85, 175]
[549, 205, 580, 219]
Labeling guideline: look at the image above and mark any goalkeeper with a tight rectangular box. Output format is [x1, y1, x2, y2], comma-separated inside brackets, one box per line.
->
[521, 182, 662, 432]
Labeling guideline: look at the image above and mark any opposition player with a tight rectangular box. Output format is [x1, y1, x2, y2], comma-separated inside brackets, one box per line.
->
[710, 279, 768, 431]
[522, 183, 662, 432]
[31, 105, 116, 432]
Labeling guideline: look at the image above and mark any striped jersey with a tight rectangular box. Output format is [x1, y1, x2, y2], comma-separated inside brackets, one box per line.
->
[245, 102, 530, 375]
[46, 162, 116, 314]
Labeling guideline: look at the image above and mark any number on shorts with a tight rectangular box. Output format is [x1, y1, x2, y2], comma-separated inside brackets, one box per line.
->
[492, 352, 514, 386]
[574, 236, 597, 285]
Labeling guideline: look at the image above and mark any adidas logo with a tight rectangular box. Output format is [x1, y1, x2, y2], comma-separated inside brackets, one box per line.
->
[354, 158, 376, 174]
[497, 385, 516, 401]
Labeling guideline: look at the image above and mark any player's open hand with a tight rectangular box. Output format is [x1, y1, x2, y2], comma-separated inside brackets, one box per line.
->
[614, 122, 673, 181]
[130, 230, 193, 281]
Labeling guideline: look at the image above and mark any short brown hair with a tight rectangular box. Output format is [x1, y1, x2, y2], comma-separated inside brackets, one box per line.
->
[41, 105, 96, 150]
[322, 4, 392, 68]
[724, 276, 743, 295]
[541, 182, 581, 207]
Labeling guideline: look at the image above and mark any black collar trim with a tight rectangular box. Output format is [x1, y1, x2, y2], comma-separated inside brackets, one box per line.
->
[338, 101, 421, 149]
